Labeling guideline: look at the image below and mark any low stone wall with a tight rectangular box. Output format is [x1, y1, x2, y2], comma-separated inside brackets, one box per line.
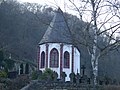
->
[0, 83, 5, 90]
[21, 80, 102, 90]
[0, 75, 30, 90]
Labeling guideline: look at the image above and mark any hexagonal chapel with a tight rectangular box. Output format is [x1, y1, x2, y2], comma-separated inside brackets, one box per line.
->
[38, 8, 80, 81]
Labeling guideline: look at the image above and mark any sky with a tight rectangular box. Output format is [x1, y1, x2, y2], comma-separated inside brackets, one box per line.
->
[18, 0, 70, 11]
[18, 0, 60, 6]
[17, 0, 92, 23]
[17, 0, 81, 17]
[17, 0, 120, 37]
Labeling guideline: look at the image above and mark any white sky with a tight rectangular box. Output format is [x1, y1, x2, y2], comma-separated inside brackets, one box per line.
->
[17, 0, 120, 37]
[17, 0, 81, 17]
[18, 0, 59, 6]
[18, 0, 69, 10]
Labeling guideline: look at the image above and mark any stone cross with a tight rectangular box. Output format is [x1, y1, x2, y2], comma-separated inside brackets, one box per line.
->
[81, 65, 86, 76]
[61, 72, 66, 82]
[76, 73, 80, 84]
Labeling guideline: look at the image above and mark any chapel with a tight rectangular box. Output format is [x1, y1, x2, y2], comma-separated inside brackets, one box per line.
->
[38, 8, 80, 81]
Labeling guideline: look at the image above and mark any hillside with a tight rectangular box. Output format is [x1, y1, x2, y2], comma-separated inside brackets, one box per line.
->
[0, 1, 53, 61]
[0, 0, 120, 84]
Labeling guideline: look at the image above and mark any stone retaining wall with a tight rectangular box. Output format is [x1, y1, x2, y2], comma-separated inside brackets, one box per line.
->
[21, 80, 102, 90]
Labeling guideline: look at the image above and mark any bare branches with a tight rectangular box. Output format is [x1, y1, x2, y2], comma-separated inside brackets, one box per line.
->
[68, 0, 83, 20]
[98, 20, 120, 35]
[67, 0, 120, 86]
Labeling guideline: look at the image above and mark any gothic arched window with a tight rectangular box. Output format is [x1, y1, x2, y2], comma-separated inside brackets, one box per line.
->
[64, 51, 70, 68]
[41, 51, 45, 68]
[50, 48, 59, 67]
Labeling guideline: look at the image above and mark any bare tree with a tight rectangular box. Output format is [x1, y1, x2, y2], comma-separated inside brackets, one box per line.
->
[18, 1, 120, 88]
[64, 0, 120, 88]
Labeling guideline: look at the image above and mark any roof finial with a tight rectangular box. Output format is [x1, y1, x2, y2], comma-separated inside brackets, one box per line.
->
[57, 7, 63, 14]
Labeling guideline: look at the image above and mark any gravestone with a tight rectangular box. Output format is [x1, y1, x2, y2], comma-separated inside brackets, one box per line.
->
[53, 71, 58, 81]
[61, 72, 66, 82]
[8, 71, 17, 79]
[47, 75, 51, 82]
[80, 75, 88, 84]
[37, 70, 42, 79]
[80, 65, 88, 84]
[76, 73, 80, 84]
[69, 72, 75, 83]
[87, 78, 91, 84]
[81, 65, 86, 76]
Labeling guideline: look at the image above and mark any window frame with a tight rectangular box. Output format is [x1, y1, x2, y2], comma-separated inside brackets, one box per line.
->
[50, 48, 59, 68]
[40, 51, 45, 68]
[64, 51, 70, 68]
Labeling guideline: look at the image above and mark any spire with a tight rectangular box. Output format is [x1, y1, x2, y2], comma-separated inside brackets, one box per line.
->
[39, 8, 73, 45]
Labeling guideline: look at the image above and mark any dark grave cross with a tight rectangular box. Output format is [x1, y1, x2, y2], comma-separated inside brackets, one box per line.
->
[81, 65, 86, 76]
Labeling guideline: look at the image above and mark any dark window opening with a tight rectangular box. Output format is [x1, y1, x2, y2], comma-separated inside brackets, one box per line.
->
[50, 48, 59, 67]
[64, 51, 70, 68]
[41, 51, 45, 68]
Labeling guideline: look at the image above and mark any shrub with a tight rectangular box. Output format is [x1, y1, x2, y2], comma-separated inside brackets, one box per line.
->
[40, 68, 54, 80]
[0, 71, 8, 78]
[31, 70, 38, 80]
[69, 72, 75, 78]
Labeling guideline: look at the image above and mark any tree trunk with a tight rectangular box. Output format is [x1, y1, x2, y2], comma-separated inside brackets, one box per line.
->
[91, 29, 98, 90]
[90, 0, 98, 89]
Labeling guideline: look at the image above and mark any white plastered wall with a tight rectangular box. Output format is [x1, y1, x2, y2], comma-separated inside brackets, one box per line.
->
[63, 44, 72, 81]
[74, 47, 80, 74]
[48, 43, 61, 78]
[39, 44, 46, 71]
[39, 43, 80, 81]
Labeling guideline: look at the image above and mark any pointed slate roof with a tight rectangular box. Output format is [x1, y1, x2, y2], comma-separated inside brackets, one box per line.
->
[39, 8, 73, 45]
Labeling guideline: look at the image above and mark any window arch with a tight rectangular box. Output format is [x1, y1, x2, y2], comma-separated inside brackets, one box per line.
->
[41, 51, 45, 68]
[64, 51, 70, 68]
[20, 64, 23, 74]
[25, 63, 29, 74]
[50, 48, 59, 67]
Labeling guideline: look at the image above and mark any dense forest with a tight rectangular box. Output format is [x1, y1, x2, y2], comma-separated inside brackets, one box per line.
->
[0, 0, 53, 61]
[0, 0, 120, 83]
